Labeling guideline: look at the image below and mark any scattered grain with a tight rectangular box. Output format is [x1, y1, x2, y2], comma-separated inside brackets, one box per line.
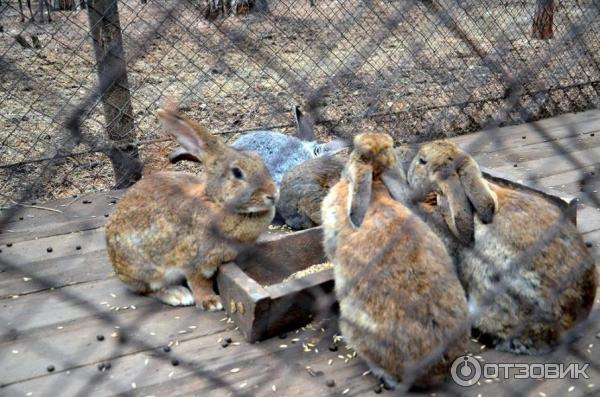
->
[283, 262, 333, 282]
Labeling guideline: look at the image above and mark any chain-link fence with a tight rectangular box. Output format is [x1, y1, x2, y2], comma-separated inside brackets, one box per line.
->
[0, 0, 599, 396]
[0, 0, 598, 204]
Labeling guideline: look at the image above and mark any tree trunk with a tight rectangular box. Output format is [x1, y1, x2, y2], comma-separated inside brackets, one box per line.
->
[204, 0, 269, 20]
[54, 0, 76, 10]
[532, 0, 554, 40]
[86, 0, 142, 189]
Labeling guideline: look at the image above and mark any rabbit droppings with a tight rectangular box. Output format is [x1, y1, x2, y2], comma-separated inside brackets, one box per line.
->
[105, 107, 278, 310]
[321, 133, 469, 389]
[405, 140, 597, 354]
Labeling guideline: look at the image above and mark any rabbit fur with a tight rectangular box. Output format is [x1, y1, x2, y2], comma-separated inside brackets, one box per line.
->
[277, 154, 346, 229]
[321, 132, 469, 389]
[230, 106, 348, 185]
[402, 140, 597, 354]
[105, 106, 278, 310]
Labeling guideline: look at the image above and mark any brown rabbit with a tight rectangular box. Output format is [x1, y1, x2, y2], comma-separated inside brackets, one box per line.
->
[321, 133, 469, 389]
[277, 154, 346, 230]
[105, 107, 278, 310]
[405, 140, 598, 354]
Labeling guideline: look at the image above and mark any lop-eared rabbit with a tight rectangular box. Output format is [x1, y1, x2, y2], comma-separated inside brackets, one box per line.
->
[321, 132, 469, 389]
[404, 140, 597, 354]
[105, 107, 278, 310]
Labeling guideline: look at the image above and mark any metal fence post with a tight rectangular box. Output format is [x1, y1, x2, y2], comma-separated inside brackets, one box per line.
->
[86, 0, 142, 189]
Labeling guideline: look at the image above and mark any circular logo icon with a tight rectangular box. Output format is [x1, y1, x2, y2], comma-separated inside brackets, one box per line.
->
[450, 355, 482, 387]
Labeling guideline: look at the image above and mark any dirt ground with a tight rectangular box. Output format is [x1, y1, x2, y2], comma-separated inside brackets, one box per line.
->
[0, 0, 598, 205]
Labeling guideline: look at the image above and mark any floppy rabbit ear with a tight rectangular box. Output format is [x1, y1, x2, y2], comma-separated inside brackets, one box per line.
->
[458, 156, 498, 224]
[168, 147, 201, 164]
[293, 105, 317, 142]
[381, 164, 410, 202]
[157, 108, 223, 160]
[436, 172, 475, 244]
[347, 163, 373, 228]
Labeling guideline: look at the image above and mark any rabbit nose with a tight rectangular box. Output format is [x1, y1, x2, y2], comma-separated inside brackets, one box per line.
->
[266, 195, 276, 204]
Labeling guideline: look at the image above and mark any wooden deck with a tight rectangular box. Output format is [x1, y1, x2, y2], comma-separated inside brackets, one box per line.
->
[1, 110, 599, 397]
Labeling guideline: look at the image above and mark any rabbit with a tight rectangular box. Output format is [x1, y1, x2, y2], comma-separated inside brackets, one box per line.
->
[105, 106, 278, 310]
[403, 139, 598, 354]
[228, 106, 348, 186]
[320, 132, 469, 389]
[277, 154, 346, 230]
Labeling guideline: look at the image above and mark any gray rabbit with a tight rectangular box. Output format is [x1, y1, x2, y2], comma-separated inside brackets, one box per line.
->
[230, 106, 348, 185]
[169, 106, 347, 186]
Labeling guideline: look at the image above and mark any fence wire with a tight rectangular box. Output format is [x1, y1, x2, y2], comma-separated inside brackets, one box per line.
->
[0, 0, 598, 396]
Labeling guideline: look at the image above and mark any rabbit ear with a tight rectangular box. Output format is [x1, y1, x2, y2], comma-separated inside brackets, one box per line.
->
[457, 156, 498, 224]
[347, 163, 373, 228]
[316, 138, 351, 156]
[168, 147, 201, 164]
[435, 172, 475, 244]
[293, 105, 317, 141]
[381, 164, 410, 202]
[157, 108, 223, 160]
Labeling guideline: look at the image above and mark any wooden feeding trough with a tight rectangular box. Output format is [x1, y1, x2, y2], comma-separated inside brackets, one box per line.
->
[217, 168, 578, 342]
[216, 226, 335, 342]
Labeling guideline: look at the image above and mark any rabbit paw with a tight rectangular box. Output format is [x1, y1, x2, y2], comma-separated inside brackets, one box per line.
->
[197, 295, 223, 311]
[152, 286, 195, 306]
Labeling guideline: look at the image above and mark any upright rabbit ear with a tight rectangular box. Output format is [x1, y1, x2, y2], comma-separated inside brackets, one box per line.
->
[157, 108, 223, 160]
[435, 172, 475, 244]
[457, 156, 498, 224]
[293, 105, 317, 142]
[168, 147, 201, 164]
[347, 163, 373, 228]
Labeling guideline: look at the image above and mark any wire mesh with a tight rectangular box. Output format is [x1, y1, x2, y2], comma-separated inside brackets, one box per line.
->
[0, 0, 598, 396]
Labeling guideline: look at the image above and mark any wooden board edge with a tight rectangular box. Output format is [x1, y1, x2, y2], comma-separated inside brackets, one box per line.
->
[265, 268, 334, 300]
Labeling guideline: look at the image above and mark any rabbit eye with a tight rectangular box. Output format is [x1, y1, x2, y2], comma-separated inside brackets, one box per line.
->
[231, 167, 244, 179]
[419, 158, 427, 165]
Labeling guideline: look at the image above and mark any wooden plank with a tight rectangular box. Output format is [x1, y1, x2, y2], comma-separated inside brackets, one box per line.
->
[0, 249, 112, 299]
[470, 131, 600, 171]
[487, 146, 600, 183]
[3, 310, 597, 397]
[0, 227, 106, 267]
[0, 318, 368, 397]
[0, 303, 232, 385]
[576, 206, 600, 234]
[582, 229, 600, 259]
[0, 228, 110, 297]
[535, 163, 599, 192]
[453, 110, 600, 155]
[0, 190, 124, 244]
[0, 278, 156, 336]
